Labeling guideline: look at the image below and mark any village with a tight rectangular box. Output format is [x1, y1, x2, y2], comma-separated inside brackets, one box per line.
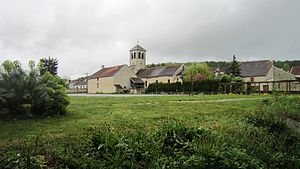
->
[69, 43, 300, 94]
[1, 1, 300, 168]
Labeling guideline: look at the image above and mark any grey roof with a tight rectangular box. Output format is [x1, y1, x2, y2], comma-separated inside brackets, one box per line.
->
[240, 60, 273, 77]
[130, 44, 146, 52]
[74, 80, 87, 86]
[137, 65, 183, 78]
[130, 77, 144, 84]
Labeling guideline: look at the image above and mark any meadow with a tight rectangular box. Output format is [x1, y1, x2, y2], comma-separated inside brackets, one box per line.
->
[1, 94, 299, 168]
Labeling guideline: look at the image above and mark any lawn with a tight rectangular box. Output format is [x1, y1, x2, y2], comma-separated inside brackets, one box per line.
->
[1, 94, 299, 168]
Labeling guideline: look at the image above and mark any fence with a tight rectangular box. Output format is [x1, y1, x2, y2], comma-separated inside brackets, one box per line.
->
[219, 80, 300, 94]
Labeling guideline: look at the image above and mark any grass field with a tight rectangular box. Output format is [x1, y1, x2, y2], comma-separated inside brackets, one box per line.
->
[0, 95, 266, 145]
[1, 94, 299, 168]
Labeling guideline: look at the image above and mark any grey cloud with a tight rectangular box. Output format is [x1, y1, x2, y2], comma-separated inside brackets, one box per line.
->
[0, 0, 299, 77]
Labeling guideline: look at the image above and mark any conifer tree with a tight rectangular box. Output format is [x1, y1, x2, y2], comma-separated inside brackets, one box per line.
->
[226, 55, 241, 77]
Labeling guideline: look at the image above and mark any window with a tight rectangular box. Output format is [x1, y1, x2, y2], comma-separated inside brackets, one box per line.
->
[156, 80, 158, 83]
[250, 77, 254, 82]
[131, 53, 133, 59]
[168, 79, 170, 83]
[138, 52, 141, 59]
[145, 81, 147, 87]
[97, 78, 99, 81]
[134, 52, 136, 59]
[97, 83, 99, 88]
[141, 53, 144, 59]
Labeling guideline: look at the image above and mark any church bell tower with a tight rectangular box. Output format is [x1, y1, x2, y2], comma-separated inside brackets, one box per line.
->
[129, 42, 146, 73]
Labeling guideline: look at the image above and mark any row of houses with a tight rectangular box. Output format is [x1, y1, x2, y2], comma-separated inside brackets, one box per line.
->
[68, 44, 300, 93]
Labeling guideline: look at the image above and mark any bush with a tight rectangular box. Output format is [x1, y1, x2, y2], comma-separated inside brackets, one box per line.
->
[0, 60, 69, 120]
[146, 80, 220, 94]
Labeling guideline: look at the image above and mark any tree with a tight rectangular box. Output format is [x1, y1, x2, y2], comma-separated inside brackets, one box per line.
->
[39, 57, 58, 75]
[183, 63, 214, 82]
[226, 55, 241, 77]
[183, 63, 214, 95]
[219, 74, 233, 83]
[282, 63, 290, 72]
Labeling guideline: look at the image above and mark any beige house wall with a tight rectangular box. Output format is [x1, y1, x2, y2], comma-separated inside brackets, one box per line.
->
[88, 65, 137, 93]
[88, 77, 116, 93]
[142, 76, 183, 87]
[113, 65, 137, 90]
[242, 67, 297, 91]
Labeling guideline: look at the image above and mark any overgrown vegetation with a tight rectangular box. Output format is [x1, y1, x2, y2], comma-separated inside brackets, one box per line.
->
[0, 95, 299, 168]
[0, 60, 69, 120]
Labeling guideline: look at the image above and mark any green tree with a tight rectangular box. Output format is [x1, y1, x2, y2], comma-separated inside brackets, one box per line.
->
[219, 74, 232, 83]
[183, 63, 214, 82]
[282, 63, 290, 72]
[41, 72, 70, 116]
[183, 63, 214, 95]
[226, 55, 241, 77]
[39, 57, 59, 75]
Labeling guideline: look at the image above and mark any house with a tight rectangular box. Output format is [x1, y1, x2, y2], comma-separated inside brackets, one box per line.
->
[240, 60, 296, 91]
[68, 76, 89, 93]
[290, 66, 300, 79]
[88, 64, 138, 93]
[136, 65, 184, 87]
[74, 80, 88, 90]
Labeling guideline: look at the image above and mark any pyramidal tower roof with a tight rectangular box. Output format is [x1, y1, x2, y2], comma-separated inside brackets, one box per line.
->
[130, 44, 146, 52]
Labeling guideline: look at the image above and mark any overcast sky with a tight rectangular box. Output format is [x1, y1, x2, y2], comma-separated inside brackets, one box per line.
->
[0, 0, 299, 78]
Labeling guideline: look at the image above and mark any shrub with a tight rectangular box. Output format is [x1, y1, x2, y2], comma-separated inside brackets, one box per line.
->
[0, 60, 69, 120]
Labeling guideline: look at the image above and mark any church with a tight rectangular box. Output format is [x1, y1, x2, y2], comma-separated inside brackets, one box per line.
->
[87, 44, 184, 93]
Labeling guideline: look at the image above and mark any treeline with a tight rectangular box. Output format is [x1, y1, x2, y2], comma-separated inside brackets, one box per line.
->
[0, 58, 69, 120]
[274, 60, 300, 71]
[147, 60, 300, 72]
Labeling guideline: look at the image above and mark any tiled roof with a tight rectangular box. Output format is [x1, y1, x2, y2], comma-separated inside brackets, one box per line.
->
[240, 60, 273, 77]
[290, 66, 300, 75]
[130, 44, 146, 52]
[137, 65, 183, 78]
[89, 65, 125, 79]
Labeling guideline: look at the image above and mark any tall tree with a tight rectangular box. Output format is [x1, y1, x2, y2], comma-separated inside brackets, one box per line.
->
[39, 57, 58, 75]
[226, 55, 241, 77]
